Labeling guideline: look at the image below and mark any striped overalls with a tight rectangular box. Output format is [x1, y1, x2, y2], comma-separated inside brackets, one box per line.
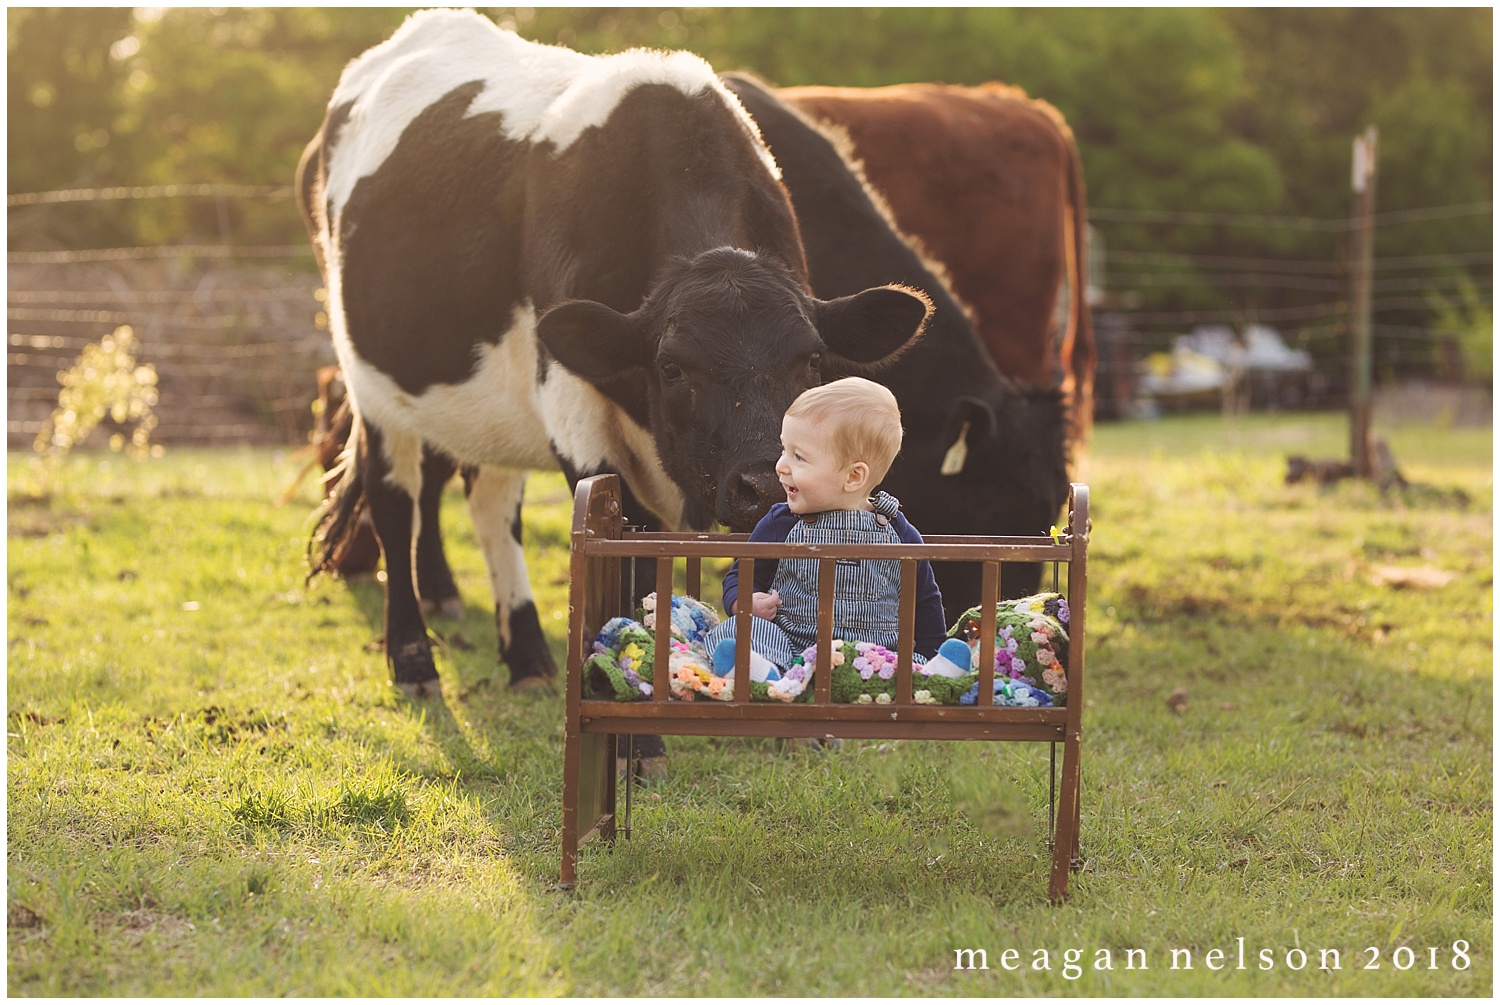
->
[703, 492, 928, 670]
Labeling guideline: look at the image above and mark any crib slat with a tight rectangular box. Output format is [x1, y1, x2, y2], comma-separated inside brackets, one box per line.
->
[979, 562, 999, 707]
[686, 556, 701, 599]
[896, 559, 916, 704]
[654, 557, 672, 701]
[815, 559, 834, 703]
[735, 558, 753, 702]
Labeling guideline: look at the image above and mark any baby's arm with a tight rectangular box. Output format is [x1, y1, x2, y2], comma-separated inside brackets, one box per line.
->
[748, 589, 781, 619]
[722, 504, 796, 616]
[728, 589, 781, 617]
[895, 515, 948, 657]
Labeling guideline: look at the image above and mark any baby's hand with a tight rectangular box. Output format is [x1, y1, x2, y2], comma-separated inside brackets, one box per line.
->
[751, 590, 781, 620]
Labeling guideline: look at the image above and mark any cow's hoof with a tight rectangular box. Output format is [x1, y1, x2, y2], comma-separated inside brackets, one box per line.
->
[509, 673, 556, 695]
[781, 736, 844, 754]
[422, 595, 465, 620]
[636, 756, 668, 784]
[395, 677, 443, 700]
[390, 639, 438, 691]
[617, 754, 668, 785]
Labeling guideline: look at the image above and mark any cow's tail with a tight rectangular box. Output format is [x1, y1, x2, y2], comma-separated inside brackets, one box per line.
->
[294, 124, 329, 277]
[1061, 129, 1095, 472]
[306, 401, 367, 582]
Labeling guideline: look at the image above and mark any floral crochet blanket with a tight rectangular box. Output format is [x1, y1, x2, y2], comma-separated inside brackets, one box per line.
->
[582, 592, 1070, 706]
[946, 593, 1070, 707]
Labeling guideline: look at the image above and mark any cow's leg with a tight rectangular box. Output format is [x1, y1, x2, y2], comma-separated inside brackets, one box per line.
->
[363, 422, 440, 695]
[415, 445, 463, 620]
[463, 464, 556, 689]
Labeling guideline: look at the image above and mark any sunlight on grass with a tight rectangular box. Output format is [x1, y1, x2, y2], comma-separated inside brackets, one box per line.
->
[7, 412, 1491, 994]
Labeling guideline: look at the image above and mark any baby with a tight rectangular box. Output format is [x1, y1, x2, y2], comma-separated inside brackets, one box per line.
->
[705, 376, 948, 682]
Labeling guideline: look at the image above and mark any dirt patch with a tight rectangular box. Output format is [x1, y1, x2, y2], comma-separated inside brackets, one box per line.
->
[141, 707, 288, 745]
[8, 903, 44, 929]
[1368, 564, 1460, 590]
[7, 710, 64, 728]
[116, 909, 198, 946]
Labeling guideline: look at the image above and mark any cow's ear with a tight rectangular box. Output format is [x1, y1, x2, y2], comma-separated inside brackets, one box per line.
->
[536, 299, 649, 381]
[812, 284, 932, 366]
[937, 396, 997, 477]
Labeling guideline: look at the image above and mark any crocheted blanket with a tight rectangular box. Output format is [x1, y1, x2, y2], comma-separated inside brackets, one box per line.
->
[945, 593, 1070, 707]
[582, 592, 1070, 706]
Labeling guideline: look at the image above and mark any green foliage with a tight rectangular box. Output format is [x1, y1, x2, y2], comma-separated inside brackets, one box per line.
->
[6, 416, 1492, 994]
[6, 8, 136, 246]
[6, 8, 133, 193]
[1428, 277, 1492, 383]
[33, 325, 160, 460]
[6, 8, 1491, 367]
[112, 8, 412, 245]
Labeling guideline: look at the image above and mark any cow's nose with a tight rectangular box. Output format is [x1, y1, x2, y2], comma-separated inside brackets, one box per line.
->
[717, 465, 781, 531]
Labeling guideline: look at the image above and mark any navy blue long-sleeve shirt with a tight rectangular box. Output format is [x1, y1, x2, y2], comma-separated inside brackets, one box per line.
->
[720, 502, 948, 658]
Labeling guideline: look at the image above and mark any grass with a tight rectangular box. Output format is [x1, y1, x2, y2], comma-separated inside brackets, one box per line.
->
[7, 412, 1492, 995]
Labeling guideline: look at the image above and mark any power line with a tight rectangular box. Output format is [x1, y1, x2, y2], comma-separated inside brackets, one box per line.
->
[1089, 200, 1490, 230]
[7, 245, 315, 264]
[1104, 272, 1490, 293]
[6, 307, 311, 329]
[1121, 301, 1345, 325]
[1107, 248, 1492, 274]
[7, 183, 294, 207]
[9, 332, 328, 359]
[6, 179, 1488, 231]
[1106, 272, 1347, 293]
[1117, 294, 1475, 326]
[7, 288, 318, 305]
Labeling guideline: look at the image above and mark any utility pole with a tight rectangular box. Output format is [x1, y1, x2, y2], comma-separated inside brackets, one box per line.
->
[1349, 126, 1378, 477]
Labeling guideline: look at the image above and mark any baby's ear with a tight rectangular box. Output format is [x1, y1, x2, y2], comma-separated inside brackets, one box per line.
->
[844, 460, 872, 493]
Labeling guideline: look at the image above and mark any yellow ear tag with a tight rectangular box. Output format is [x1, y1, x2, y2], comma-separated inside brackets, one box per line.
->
[939, 420, 970, 476]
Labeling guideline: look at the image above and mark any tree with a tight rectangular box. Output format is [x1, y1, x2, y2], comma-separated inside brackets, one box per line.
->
[112, 8, 411, 246]
[7, 8, 135, 247]
[7, 7, 1488, 380]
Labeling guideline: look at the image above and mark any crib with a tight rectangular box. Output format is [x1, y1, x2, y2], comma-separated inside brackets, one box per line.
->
[561, 474, 1090, 901]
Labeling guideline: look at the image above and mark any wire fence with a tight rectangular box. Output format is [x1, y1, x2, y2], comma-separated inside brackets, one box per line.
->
[7, 184, 1491, 448]
[7, 245, 330, 449]
[1090, 200, 1490, 230]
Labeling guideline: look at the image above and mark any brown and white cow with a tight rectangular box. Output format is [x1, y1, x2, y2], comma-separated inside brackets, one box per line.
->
[297, 10, 930, 694]
[778, 82, 1096, 454]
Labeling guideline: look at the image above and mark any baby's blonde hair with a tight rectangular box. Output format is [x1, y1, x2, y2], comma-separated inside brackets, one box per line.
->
[784, 377, 903, 483]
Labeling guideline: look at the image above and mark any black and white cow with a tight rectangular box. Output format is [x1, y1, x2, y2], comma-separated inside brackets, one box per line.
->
[296, 10, 930, 693]
[720, 74, 1071, 606]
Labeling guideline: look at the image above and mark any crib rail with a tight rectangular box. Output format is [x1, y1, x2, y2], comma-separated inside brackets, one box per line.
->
[562, 474, 1089, 900]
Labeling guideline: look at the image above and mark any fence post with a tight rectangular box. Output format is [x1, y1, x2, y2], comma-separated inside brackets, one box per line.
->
[1349, 125, 1378, 477]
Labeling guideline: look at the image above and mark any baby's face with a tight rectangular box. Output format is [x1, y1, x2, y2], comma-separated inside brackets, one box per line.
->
[776, 415, 856, 514]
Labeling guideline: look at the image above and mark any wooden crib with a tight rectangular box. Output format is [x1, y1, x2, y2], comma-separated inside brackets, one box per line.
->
[561, 474, 1090, 901]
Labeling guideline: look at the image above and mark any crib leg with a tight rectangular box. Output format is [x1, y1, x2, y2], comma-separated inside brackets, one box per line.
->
[1048, 727, 1083, 902]
[1047, 741, 1056, 849]
[561, 730, 616, 889]
[1070, 762, 1082, 868]
[621, 733, 634, 841]
[561, 720, 580, 890]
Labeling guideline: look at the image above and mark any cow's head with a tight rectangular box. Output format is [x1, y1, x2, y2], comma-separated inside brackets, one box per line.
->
[537, 247, 931, 530]
[882, 385, 1071, 607]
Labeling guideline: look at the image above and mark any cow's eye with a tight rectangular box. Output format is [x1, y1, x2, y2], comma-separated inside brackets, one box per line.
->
[660, 361, 684, 382]
[808, 351, 824, 371]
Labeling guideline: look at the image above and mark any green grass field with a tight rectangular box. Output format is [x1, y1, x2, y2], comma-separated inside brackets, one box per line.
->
[7, 412, 1492, 995]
